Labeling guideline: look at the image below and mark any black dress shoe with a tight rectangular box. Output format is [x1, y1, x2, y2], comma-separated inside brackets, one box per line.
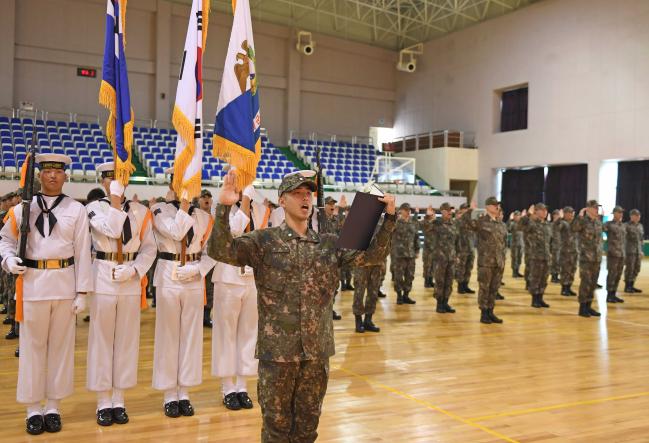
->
[15, 347, 19, 357]
[97, 408, 113, 426]
[237, 392, 254, 409]
[178, 400, 194, 416]
[112, 407, 129, 424]
[83, 315, 90, 322]
[26, 415, 45, 435]
[223, 393, 242, 410]
[164, 401, 181, 418]
[44, 413, 62, 433]
[5, 326, 18, 339]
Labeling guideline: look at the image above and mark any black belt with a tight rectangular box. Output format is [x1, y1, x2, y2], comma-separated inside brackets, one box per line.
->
[23, 257, 75, 269]
[95, 251, 138, 262]
[157, 252, 201, 262]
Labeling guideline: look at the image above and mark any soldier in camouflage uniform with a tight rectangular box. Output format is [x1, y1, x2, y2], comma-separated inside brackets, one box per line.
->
[2, 193, 19, 339]
[455, 203, 476, 294]
[624, 209, 644, 293]
[321, 196, 346, 320]
[1, 194, 9, 319]
[558, 207, 578, 296]
[508, 210, 524, 278]
[391, 203, 419, 305]
[198, 189, 215, 328]
[572, 200, 603, 318]
[209, 170, 396, 443]
[550, 209, 562, 283]
[461, 197, 507, 324]
[519, 203, 552, 308]
[428, 203, 459, 313]
[604, 206, 626, 303]
[420, 208, 436, 288]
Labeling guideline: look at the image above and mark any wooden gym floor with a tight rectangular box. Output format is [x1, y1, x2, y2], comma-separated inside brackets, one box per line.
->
[2, 257, 649, 442]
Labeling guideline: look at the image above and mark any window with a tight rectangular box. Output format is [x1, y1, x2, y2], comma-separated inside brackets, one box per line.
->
[498, 85, 528, 132]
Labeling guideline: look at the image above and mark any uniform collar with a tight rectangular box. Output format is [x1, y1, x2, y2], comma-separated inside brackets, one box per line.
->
[279, 222, 320, 243]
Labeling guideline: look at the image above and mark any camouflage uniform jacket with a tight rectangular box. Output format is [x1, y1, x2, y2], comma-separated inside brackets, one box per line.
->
[507, 220, 524, 247]
[461, 211, 507, 268]
[209, 204, 396, 363]
[558, 219, 578, 257]
[551, 220, 562, 250]
[455, 218, 475, 254]
[391, 217, 420, 258]
[429, 218, 459, 262]
[319, 212, 344, 235]
[571, 215, 603, 263]
[519, 216, 552, 261]
[625, 222, 645, 256]
[604, 220, 626, 258]
[420, 216, 436, 253]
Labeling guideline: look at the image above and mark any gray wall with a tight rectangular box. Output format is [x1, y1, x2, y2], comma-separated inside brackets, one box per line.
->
[2, 0, 396, 144]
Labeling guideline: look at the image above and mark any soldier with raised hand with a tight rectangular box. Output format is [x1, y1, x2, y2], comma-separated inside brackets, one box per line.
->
[460, 197, 507, 324]
[420, 205, 436, 288]
[604, 206, 626, 303]
[209, 169, 395, 443]
[572, 200, 604, 318]
[455, 203, 476, 294]
[430, 203, 460, 314]
[508, 210, 524, 278]
[624, 209, 644, 293]
[519, 203, 552, 308]
[558, 207, 578, 296]
[392, 202, 419, 305]
[550, 209, 562, 283]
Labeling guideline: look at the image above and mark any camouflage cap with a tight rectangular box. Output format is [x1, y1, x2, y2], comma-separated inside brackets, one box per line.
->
[459, 203, 469, 210]
[200, 189, 212, 198]
[563, 206, 575, 213]
[586, 199, 601, 208]
[325, 196, 337, 205]
[630, 209, 641, 216]
[399, 202, 411, 211]
[534, 202, 547, 211]
[512, 210, 521, 216]
[278, 170, 317, 196]
[612, 205, 624, 214]
[552, 209, 560, 215]
[485, 196, 500, 206]
[439, 202, 454, 211]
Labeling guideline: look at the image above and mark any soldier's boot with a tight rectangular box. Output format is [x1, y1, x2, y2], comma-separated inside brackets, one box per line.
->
[5, 319, 18, 340]
[0, 305, 6, 315]
[531, 294, 542, 308]
[561, 285, 570, 296]
[480, 309, 492, 324]
[514, 268, 523, 278]
[606, 291, 618, 303]
[348, 282, 355, 291]
[551, 273, 560, 283]
[614, 294, 625, 303]
[538, 294, 550, 308]
[363, 314, 380, 333]
[444, 298, 456, 314]
[587, 302, 601, 317]
[567, 286, 577, 296]
[424, 277, 433, 288]
[15, 346, 19, 358]
[2, 315, 11, 325]
[488, 309, 503, 324]
[578, 303, 591, 318]
[354, 315, 365, 333]
[435, 298, 446, 313]
[333, 310, 342, 320]
[457, 282, 467, 294]
[377, 289, 387, 298]
[624, 281, 634, 293]
[631, 281, 643, 293]
[495, 292, 505, 300]
[464, 283, 476, 294]
[403, 292, 416, 305]
[396, 291, 404, 305]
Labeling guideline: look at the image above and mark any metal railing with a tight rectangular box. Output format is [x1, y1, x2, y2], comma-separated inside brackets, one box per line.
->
[386, 129, 477, 153]
[288, 130, 374, 146]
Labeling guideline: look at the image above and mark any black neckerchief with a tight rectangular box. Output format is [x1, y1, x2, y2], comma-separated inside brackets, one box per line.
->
[35, 193, 66, 237]
[100, 198, 133, 244]
[170, 201, 195, 246]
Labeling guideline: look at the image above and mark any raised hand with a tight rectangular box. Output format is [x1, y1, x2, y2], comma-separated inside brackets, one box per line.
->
[378, 194, 396, 215]
[426, 205, 435, 217]
[339, 194, 348, 208]
[219, 169, 240, 206]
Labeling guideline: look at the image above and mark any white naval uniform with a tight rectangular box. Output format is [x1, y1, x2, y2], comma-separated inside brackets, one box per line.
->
[0, 195, 93, 404]
[151, 201, 216, 393]
[86, 199, 157, 394]
[211, 205, 259, 383]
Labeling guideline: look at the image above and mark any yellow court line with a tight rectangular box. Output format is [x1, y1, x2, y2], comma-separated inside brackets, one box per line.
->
[334, 365, 521, 443]
[469, 391, 649, 422]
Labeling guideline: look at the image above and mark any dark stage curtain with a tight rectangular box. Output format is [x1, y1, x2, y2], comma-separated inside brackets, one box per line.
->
[501, 167, 545, 218]
[544, 164, 588, 212]
[500, 87, 528, 132]
[617, 160, 649, 238]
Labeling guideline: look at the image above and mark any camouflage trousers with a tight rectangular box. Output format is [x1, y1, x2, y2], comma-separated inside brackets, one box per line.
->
[527, 259, 549, 295]
[550, 244, 561, 275]
[3, 274, 16, 319]
[434, 258, 454, 301]
[578, 260, 601, 303]
[352, 265, 382, 316]
[560, 253, 578, 286]
[511, 243, 523, 272]
[258, 359, 329, 443]
[422, 249, 435, 279]
[625, 254, 642, 283]
[606, 255, 625, 292]
[477, 265, 502, 310]
[455, 251, 474, 284]
[392, 257, 415, 294]
[204, 270, 214, 313]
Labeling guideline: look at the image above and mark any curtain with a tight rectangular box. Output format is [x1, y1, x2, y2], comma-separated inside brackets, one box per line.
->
[501, 167, 544, 219]
[617, 160, 649, 238]
[500, 87, 528, 132]
[544, 164, 587, 212]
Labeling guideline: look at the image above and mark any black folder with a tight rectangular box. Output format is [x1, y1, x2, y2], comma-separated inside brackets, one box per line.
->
[336, 191, 386, 250]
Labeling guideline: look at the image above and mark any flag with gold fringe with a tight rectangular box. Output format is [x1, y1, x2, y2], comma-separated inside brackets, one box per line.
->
[212, 0, 261, 189]
[172, 0, 210, 200]
[99, 0, 135, 186]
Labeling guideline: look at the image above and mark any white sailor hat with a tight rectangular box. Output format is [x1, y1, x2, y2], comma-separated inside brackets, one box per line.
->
[35, 153, 71, 170]
[97, 161, 115, 178]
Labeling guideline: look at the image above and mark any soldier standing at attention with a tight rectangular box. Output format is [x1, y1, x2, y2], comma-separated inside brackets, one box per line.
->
[519, 203, 552, 308]
[604, 206, 626, 303]
[624, 209, 644, 293]
[392, 203, 419, 305]
[420, 206, 436, 288]
[461, 197, 507, 324]
[209, 169, 395, 443]
[572, 200, 604, 318]
[558, 207, 578, 296]
[0, 154, 93, 435]
[550, 209, 562, 283]
[429, 203, 459, 313]
[455, 203, 476, 294]
[198, 189, 215, 328]
[508, 210, 524, 278]
[321, 195, 345, 320]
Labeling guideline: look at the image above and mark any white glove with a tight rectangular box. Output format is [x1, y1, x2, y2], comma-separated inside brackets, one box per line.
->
[110, 180, 125, 197]
[112, 264, 137, 282]
[5, 257, 26, 275]
[176, 264, 200, 281]
[72, 294, 87, 314]
[242, 185, 256, 200]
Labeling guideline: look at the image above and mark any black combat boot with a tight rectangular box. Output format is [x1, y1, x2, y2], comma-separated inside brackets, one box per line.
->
[0, 305, 6, 315]
[377, 289, 386, 298]
[551, 274, 560, 283]
[531, 294, 541, 308]
[480, 309, 492, 324]
[624, 281, 634, 293]
[488, 309, 503, 323]
[457, 282, 467, 294]
[396, 291, 404, 305]
[561, 285, 570, 296]
[606, 291, 618, 303]
[567, 285, 576, 295]
[538, 294, 550, 308]
[464, 283, 475, 294]
[5, 319, 18, 339]
[354, 315, 365, 333]
[424, 277, 433, 288]
[495, 292, 505, 300]
[332, 310, 342, 320]
[578, 303, 590, 317]
[513, 268, 523, 278]
[631, 281, 643, 293]
[587, 302, 601, 317]
[444, 298, 456, 313]
[363, 314, 380, 332]
[402, 292, 416, 304]
[436, 298, 446, 313]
